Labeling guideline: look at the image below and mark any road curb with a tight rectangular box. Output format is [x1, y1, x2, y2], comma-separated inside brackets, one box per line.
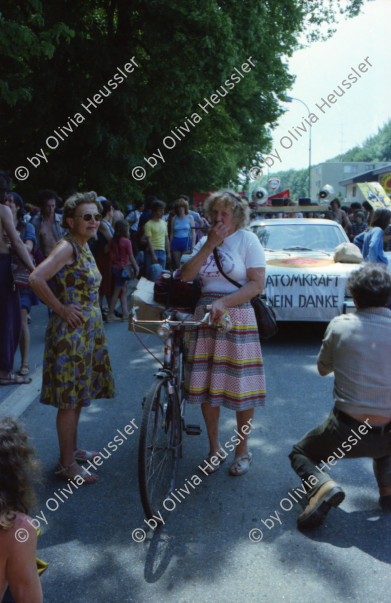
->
[0, 368, 42, 419]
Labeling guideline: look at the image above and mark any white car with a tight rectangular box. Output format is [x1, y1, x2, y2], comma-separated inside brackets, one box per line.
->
[250, 218, 364, 322]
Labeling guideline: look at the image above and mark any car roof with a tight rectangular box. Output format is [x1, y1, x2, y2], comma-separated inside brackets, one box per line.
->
[250, 218, 341, 226]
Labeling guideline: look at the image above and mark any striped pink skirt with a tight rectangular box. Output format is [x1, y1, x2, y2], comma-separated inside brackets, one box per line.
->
[184, 293, 266, 411]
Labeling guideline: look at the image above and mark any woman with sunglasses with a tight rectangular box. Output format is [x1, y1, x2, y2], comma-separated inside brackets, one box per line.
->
[29, 192, 114, 485]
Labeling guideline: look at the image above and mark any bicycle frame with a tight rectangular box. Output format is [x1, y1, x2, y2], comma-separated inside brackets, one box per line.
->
[132, 306, 215, 519]
[130, 307, 207, 431]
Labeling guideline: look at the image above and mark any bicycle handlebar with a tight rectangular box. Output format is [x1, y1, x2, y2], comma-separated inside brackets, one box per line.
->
[130, 306, 209, 327]
[130, 305, 232, 334]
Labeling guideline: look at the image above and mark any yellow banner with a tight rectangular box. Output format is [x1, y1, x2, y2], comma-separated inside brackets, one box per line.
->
[380, 172, 391, 194]
[358, 181, 391, 208]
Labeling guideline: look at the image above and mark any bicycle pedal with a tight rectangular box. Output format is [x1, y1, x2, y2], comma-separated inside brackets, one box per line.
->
[185, 424, 202, 435]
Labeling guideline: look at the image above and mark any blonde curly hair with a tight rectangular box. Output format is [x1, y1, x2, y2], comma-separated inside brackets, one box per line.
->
[61, 191, 102, 229]
[204, 190, 250, 230]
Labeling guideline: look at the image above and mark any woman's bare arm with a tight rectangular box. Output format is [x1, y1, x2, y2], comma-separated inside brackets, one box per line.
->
[168, 215, 174, 242]
[29, 240, 84, 328]
[129, 254, 139, 275]
[165, 235, 171, 261]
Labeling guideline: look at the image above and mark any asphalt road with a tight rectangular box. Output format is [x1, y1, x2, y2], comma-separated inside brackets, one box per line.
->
[1, 301, 390, 603]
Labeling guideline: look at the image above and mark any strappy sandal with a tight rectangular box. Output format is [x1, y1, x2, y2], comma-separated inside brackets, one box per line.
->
[229, 452, 252, 476]
[203, 451, 227, 474]
[18, 364, 30, 376]
[73, 449, 101, 462]
[55, 461, 98, 485]
[0, 373, 32, 385]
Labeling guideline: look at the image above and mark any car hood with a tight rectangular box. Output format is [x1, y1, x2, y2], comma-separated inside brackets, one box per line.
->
[265, 250, 361, 275]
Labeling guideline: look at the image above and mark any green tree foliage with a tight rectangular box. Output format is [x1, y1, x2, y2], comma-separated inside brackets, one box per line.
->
[0, 1, 73, 105]
[331, 119, 391, 163]
[0, 0, 364, 205]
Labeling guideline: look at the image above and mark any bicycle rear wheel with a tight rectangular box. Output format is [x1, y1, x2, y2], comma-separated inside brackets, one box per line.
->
[138, 377, 182, 520]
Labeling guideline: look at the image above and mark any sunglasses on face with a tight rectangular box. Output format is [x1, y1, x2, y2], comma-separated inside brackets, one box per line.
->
[74, 213, 102, 222]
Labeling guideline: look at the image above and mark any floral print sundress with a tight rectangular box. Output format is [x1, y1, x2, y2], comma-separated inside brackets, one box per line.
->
[40, 235, 114, 408]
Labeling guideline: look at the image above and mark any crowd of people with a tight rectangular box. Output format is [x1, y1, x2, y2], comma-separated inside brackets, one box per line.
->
[126, 194, 209, 281]
[256, 197, 372, 239]
[254, 197, 391, 268]
[0, 179, 211, 393]
[1, 177, 391, 601]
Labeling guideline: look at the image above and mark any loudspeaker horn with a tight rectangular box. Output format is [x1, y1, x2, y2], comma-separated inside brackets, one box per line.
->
[252, 187, 269, 205]
[319, 184, 335, 201]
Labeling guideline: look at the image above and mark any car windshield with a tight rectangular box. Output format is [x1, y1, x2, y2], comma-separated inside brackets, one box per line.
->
[250, 223, 347, 253]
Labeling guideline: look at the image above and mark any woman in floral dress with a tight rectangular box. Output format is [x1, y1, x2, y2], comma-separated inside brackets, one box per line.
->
[30, 192, 114, 485]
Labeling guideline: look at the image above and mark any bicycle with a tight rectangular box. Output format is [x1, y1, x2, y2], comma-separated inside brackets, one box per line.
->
[130, 306, 211, 522]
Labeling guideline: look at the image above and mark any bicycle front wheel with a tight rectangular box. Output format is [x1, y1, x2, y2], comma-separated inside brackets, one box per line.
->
[176, 345, 185, 407]
[138, 377, 182, 520]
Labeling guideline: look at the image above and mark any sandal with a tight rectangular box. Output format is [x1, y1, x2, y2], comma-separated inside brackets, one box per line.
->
[18, 364, 30, 376]
[229, 452, 253, 476]
[0, 373, 32, 385]
[74, 449, 101, 462]
[55, 461, 98, 485]
[203, 451, 227, 474]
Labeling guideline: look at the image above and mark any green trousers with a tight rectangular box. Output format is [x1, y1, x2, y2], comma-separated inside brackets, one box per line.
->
[289, 408, 391, 500]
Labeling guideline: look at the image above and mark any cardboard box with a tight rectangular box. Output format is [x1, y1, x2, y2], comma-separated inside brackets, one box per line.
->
[129, 277, 165, 335]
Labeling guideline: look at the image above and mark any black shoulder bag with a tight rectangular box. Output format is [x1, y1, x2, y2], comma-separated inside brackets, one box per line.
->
[212, 247, 277, 341]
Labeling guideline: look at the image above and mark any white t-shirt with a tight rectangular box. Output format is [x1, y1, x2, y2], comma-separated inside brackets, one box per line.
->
[189, 229, 266, 293]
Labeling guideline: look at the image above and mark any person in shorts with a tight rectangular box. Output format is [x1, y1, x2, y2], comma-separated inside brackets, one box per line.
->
[169, 198, 195, 269]
[144, 200, 171, 281]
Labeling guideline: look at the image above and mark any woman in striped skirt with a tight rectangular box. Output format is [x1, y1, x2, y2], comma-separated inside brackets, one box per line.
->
[182, 190, 266, 476]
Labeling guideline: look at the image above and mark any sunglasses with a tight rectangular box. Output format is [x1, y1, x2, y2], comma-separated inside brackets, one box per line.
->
[74, 213, 102, 222]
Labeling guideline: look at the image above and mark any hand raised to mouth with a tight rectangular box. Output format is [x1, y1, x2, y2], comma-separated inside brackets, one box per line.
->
[207, 222, 231, 247]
